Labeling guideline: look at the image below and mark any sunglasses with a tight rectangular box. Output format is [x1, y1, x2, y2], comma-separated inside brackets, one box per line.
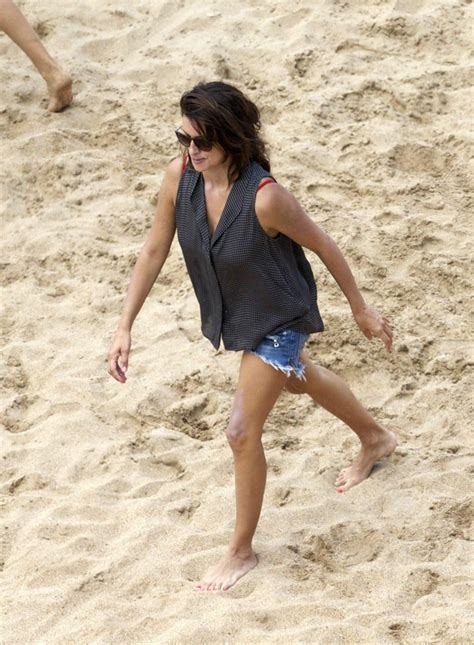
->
[175, 128, 213, 152]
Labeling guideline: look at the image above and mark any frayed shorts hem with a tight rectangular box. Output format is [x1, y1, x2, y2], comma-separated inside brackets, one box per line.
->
[249, 351, 307, 381]
[249, 328, 309, 381]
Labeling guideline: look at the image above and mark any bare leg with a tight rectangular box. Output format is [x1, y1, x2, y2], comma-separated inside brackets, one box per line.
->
[196, 351, 288, 592]
[0, 0, 72, 111]
[286, 351, 397, 492]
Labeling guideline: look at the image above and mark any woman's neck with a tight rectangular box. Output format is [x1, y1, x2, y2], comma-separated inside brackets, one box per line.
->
[202, 162, 233, 190]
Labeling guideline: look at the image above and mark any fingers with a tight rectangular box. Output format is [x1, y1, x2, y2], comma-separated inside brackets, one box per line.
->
[108, 352, 127, 383]
[118, 351, 129, 373]
[357, 308, 393, 352]
[380, 329, 392, 352]
[383, 319, 393, 348]
[372, 324, 392, 351]
[107, 329, 131, 383]
[366, 321, 393, 352]
[381, 320, 393, 350]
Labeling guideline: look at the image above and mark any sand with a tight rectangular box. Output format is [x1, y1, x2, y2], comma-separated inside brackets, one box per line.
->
[1, 0, 473, 643]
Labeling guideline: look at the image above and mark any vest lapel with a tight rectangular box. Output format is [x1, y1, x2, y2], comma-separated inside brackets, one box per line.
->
[190, 173, 211, 251]
[210, 164, 253, 248]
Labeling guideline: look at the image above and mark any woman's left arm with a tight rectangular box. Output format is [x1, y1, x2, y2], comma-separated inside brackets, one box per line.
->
[256, 183, 393, 351]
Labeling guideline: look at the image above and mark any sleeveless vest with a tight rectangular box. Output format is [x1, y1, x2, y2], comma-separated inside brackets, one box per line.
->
[175, 161, 324, 351]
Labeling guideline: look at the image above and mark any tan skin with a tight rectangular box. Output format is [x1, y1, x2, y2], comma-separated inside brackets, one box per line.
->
[108, 115, 397, 592]
[0, 0, 72, 112]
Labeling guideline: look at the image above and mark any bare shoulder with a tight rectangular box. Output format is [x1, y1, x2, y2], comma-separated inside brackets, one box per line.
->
[255, 179, 324, 248]
[164, 156, 184, 185]
[254, 181, 289, 238]
[166, 155, 184, 177]
[162, 156, 185, 205]
[255, 180, 298, 235]
[255, 180, 292, 216]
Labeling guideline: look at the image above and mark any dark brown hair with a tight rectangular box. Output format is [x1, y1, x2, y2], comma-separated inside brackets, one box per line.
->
[180, 81, 270, 183]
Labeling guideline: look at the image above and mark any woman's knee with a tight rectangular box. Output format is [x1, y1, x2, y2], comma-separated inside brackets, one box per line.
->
[225, 413, 260, 451]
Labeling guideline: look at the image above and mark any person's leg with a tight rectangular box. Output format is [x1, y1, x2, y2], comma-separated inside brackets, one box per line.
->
[0, 0, 72, 111]
[196, 351, 288, 592]
[285, 351, 397, 492]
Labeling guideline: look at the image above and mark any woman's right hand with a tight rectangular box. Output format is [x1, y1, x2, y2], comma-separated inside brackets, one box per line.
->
[107, 328, 131, 383]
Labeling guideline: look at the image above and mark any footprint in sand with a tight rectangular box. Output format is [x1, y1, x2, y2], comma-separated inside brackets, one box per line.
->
[135, 456, 186, 481]
[299, 522, 384, 571]
[289, 50, 314, 79]
[433, 498, 473, 540]
[130, 481, 165, 499]
[4, 472, 52, 494]
[388, 142, 448, 176]
[400, 568, 441, 603]
[164, 392, 219, 441]
[2, 394, 36, 433]
[0, 350, 31, 433]
[165, 499, 201, 521]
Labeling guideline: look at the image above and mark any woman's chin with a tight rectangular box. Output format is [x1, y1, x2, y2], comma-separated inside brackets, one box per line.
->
[191, 158, 206, 170]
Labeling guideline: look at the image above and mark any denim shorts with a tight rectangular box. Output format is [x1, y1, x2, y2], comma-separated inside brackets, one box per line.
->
[250, 328, 309, 381]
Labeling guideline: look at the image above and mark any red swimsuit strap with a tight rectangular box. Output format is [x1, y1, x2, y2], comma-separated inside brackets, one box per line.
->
[256, 177, 277, 192]
[181, 160, 276, 188]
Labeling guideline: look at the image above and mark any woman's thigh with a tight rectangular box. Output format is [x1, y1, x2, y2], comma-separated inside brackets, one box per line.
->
[284, 350, 320, 395]
[229, 351, 289, 435]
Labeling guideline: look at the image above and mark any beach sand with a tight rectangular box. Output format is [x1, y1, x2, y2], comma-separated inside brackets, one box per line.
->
[1, 0, 473, 642]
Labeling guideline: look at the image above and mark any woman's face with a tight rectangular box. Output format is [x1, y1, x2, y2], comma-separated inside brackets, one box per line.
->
[181, 116, 227, 173]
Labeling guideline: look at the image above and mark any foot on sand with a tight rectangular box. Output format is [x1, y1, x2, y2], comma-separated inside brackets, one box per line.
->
[45, 69, 72, 112]
[195, 548, 258, 592]
[335, 429, 397, 493]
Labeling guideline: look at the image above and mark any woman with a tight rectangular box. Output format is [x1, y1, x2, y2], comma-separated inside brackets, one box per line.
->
[108, 82, 396, 592]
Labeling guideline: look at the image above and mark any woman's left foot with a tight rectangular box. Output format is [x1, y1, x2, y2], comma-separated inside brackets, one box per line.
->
[195, 548, 258, 592]
[335, 429, 397, 493]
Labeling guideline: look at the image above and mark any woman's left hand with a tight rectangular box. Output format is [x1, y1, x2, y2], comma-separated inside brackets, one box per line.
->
[353, 305, 393, 352]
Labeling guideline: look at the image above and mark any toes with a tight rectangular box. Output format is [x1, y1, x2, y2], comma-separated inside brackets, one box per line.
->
[337, 479, 356, 493]
[196, 582, 212, 592]
[206, 581, 222, 592]
[336, 478, 353, 493]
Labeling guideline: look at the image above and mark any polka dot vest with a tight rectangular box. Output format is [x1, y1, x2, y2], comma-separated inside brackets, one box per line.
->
[175, 161, 324, 351]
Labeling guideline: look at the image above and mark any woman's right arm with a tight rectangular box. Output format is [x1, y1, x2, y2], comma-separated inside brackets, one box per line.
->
[108, 157, 182, 383]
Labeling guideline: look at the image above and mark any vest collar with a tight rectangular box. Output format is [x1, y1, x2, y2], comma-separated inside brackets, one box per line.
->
[190, 163, 254, 249]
